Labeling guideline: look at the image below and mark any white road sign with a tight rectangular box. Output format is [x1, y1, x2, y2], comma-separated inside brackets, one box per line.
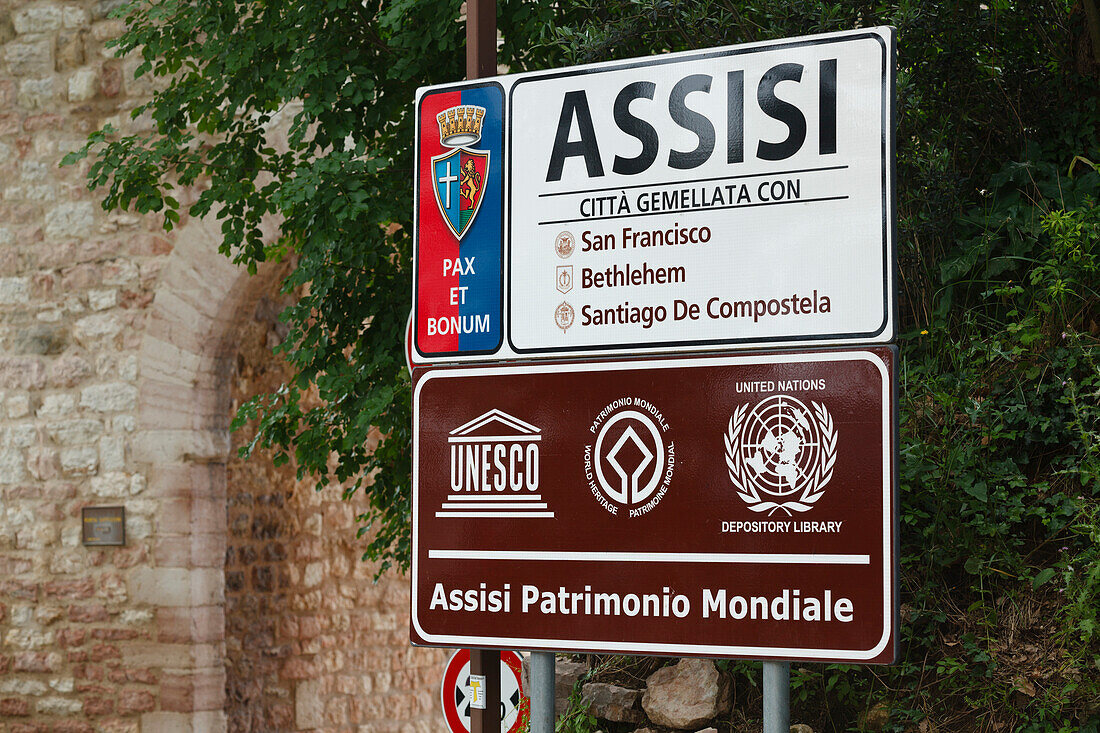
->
[411, 27, 895, 364]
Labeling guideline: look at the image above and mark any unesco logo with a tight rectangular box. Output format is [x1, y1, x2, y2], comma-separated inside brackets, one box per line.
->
[584, 398, 675, 518]
[440, 409, 554, 519]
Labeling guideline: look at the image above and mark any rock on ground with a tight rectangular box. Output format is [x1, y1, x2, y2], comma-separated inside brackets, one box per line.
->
[641, 658, 731, 730]
[555, 658, 587, 715]
[581, 681, 644, 723]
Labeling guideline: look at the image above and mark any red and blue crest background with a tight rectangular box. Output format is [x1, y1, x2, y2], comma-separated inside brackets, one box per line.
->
[415, 85, 503, 357]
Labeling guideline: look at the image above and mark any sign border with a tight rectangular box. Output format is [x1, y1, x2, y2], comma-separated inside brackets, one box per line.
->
[505, 28, 897, 356]
[411, 347, 897, 663]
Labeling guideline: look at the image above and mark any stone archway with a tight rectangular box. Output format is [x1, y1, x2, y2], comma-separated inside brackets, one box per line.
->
[132, 212, 248, 730]
[224, 288, 446, 731]
[133, 215, 445, 731]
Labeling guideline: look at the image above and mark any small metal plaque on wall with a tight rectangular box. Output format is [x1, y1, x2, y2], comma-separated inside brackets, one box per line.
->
[82, 506, 125, 546]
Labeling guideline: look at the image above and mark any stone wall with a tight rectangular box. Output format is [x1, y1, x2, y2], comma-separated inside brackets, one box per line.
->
[224, 294, 446, 732]
[0, 1, 445, 730]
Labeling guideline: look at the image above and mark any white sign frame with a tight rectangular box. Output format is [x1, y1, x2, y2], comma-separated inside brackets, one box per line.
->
[412, 27, 896, 365]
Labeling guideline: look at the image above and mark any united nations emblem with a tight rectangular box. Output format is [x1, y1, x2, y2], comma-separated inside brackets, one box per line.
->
[724, 395, 837, 515]
[432, 105, 489, 241]
[554, 231, 575, 259]
[554, 302, 574, 332]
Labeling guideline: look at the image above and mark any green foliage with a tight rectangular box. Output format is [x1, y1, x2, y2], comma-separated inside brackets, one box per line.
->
[63, 0, 578, 574]
[554, 658, 616, 733]
[1063, 501, 1100, 647]
[554, 687, 599, 733]
[534, 1, 1100, 730]
[70, 0, 1100, 728]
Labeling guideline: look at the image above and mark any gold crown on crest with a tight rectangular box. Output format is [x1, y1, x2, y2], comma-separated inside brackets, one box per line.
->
[437, 105, 486, 147]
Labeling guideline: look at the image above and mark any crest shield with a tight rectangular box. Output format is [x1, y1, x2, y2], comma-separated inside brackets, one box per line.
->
[432, 148, 490, 241]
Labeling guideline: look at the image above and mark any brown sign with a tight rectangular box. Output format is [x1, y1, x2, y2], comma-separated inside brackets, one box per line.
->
[411, 348, 897, 663]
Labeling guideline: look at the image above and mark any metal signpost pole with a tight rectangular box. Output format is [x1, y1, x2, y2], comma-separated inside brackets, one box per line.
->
[466, 0, 496, 80]
[529, 652, 555, 733]
[465, 4, 500, 733]
[762, 661, 790, 732]
[470, 649, 502, 732]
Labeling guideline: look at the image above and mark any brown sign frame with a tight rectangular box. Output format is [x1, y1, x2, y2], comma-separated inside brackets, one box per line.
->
[411, 348, 897, 663]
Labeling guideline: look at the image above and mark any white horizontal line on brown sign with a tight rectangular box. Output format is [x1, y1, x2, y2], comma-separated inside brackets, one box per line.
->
[428, 550, 870, 564]
[434, 512, 557, 518]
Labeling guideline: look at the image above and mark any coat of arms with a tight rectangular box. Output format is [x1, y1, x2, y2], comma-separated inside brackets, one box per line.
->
[724, 394, 838, 515]
[432, 105, 490, 240]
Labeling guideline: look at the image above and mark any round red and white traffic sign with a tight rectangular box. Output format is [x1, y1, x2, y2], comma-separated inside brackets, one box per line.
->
[440, 649, 528, 733]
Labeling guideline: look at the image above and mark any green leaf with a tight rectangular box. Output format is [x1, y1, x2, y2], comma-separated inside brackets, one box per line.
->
[1032, 567, 1056, 588]
[964, 481, 988, 502]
